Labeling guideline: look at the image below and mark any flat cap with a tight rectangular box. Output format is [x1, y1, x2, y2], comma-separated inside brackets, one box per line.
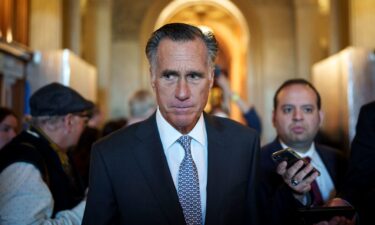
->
[30, 82, 94, 116]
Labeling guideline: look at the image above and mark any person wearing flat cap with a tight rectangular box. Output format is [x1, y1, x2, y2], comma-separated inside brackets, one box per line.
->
[0, 82, 94, 225]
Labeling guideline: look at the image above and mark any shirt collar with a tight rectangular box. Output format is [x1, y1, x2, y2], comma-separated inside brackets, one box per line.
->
[279, 139, 317, 158]
[156, 108, 207, 149]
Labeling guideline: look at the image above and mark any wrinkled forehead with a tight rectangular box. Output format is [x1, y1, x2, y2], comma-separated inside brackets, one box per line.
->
[157, 38, 208, 54]
[155, 39, 210, 64]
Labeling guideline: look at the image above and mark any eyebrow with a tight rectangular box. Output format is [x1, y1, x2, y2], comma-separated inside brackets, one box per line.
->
[161, 69, 205, 77]
[187, 71, 204, 77]
[161, 70, 179, 76]
[280, 104, 315, 108]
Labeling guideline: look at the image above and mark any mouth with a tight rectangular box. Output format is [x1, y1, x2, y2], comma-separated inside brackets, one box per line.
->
[171, 105, 193, 114]
[291, 126, 305, 134]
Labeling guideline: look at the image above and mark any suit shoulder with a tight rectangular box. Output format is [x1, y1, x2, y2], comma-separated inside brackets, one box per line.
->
[209, 115, 258, 136]
[316, 144, 347, 159]
[93, 123, 141, 151]
[261, 140, 281, 155]
[362, 101, 375, 112]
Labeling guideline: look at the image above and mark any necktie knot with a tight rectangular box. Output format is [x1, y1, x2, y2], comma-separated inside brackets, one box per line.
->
[177, 135, 192, 155]
[304, 156, 311, 164]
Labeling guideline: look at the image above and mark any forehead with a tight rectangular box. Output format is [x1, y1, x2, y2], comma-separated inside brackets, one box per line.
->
[277, 84, 318, 106]
[1, 115, 17, 123]
[156, 38, 208, 66]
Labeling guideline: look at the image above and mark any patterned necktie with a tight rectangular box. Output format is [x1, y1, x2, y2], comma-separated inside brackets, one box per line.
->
[177, 135, 202, 225]
[304, 156, 324, 206]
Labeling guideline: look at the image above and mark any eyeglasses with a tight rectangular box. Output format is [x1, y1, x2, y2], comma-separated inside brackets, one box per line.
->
[73, 112, 91, 125]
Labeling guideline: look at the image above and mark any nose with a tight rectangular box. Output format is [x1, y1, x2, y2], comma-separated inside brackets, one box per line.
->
[8, 129, 17, 139]
[292, 109, 303, 121]
[175, 78, 190, 101]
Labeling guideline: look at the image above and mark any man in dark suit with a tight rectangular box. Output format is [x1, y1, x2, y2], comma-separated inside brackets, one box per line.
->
[319, 101, 375, 225]
[259, 79, 348, 225]
[340, 101, 375, 225]
[82, 23, 260, 225]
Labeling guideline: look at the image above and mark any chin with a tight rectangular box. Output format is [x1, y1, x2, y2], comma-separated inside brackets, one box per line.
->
[170, 117, 196, 131]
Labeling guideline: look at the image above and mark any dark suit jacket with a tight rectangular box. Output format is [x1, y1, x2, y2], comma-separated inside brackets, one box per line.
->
[82, 113, 260, 225]
[339, 101, 375, 225]
[259, 139, 348, 225]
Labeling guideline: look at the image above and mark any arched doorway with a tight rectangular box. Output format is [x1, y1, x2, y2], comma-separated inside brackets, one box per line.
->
[151, 0, 250, 122]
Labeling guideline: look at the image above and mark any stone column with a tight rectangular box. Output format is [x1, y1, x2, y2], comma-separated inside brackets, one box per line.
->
[350, 0, 375, 48]
[62, 0, 81, 54]
[82, 0, 112, 119]
[293, 0, 327, 79]
[329, 0, 349, 54]
[29, 0, 63, 50]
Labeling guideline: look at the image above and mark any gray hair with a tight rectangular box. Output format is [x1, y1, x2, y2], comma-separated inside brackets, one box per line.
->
[145, 23, 218, 69]
[30, 115, 65, 131]
[129, 90, 156, 117]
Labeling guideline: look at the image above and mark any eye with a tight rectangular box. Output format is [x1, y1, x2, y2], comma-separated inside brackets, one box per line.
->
[282, 106, 293, 114]
[302, 106, 314, 113]
[187, 72, 203, 82]
[0, 125, 11, 132]
[161, 71, 178, 81]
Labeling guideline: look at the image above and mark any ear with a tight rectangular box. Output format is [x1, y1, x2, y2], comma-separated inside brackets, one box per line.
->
[319, 110, 324, 127]
[209, 67, 214, 89]
[272, 110, 276, 127]
[150, 67, 156, 89]
[63, 114, 74, 133]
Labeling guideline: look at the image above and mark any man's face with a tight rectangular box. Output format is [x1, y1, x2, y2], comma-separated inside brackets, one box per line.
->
[151, 38, 214, 134]
[272, 84, 323, 150]
[0, 115, 18, 149]
[68, 113, 89, 147]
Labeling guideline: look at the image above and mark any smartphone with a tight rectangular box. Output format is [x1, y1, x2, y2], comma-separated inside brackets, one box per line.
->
[271, 148, 320, 176]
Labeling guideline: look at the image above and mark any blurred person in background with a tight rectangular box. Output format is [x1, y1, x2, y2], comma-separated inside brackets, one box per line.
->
[101, 118, 127, 137]
[72, 105, 103, 188]
[214, 67, 262, 134]
[0, 107, 19, 150]
[315, 101, 375, 225]
[259, 79, 348, 225]
[126, 89, 156, 126]
[0, 83, 93, 225]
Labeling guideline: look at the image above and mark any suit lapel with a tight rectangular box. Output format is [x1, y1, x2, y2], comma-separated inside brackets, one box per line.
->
[204, 115, 230, 224]
[132, 114, 185, 225]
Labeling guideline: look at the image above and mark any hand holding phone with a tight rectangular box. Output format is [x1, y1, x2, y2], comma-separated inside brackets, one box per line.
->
[271, 148, 320, 176]
[272, 148, 320, 194]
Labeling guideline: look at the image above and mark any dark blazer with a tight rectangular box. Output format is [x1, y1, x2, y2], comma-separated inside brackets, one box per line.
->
[259, 139, 348, 225]
[339, 101, 375, 225]
[82, 113, 260, 225]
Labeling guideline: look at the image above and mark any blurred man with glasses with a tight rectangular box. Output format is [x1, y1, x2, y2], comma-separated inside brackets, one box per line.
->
[0, 82, 94, 225]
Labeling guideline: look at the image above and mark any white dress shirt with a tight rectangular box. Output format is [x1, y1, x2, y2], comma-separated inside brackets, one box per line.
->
[156, 108, 208, 223]
[280, 141, 336, 202]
